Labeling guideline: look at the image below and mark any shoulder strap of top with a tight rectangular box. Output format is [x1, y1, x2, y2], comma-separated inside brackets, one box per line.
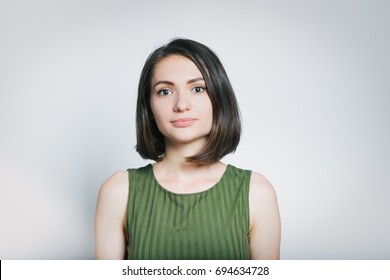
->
[125, 164, 151, 227]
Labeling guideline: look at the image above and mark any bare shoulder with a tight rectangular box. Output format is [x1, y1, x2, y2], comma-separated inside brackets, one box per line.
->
[248, 171, 280, 229]
[95, 170, 129, 259]
[248, 171, 281, 259]
[249, 172, 278, 203]
[97, 170, 129, 218]
[99, 170, 129, 199]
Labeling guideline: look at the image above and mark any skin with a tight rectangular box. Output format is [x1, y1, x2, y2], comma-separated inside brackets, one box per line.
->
[95, 55, 281, 259]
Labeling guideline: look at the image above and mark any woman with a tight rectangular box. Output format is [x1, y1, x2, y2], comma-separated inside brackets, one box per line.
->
[95, 38, 281, 260]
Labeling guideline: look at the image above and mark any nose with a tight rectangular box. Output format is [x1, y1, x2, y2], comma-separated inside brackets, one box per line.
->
[173, 92, 191, 112]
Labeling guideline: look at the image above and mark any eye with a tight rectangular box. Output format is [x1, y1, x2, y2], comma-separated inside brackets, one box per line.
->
[157, 88, 172, 96]
[192, 86, 206, 93]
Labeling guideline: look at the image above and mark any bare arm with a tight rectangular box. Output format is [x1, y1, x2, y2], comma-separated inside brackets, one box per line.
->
[249, 172, 281, 259]
[94, 170, 129, 259]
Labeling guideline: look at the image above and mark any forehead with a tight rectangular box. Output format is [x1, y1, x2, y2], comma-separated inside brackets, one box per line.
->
[152, 55, 203, 82]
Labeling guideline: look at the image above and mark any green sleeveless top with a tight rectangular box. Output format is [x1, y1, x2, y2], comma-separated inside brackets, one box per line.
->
[125, 164, 251, 260]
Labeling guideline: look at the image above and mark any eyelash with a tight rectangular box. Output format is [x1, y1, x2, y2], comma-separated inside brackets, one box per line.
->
[157, 89, 172, 96]
[192, 86, 206, 93]
[156, 86, 207, 96]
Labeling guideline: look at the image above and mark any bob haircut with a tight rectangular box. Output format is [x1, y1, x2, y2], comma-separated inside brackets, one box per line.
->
[136, 38, 241, 165]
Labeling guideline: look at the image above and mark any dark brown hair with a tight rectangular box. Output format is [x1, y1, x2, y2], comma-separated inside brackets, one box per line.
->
[136, 38, 241, 165]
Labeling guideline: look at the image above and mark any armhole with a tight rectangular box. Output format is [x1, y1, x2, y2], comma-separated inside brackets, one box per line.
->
[246, 170, 253, 260]
[124, 168, 134, 260]
[124, 169, 134, 232]
[246, 170, 252, 233]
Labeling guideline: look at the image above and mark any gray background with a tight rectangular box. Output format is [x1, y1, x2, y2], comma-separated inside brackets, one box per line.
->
[1, 0, 389, 259]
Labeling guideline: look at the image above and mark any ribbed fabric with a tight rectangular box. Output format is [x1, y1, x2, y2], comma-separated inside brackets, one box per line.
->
[125, 164, 251, 260]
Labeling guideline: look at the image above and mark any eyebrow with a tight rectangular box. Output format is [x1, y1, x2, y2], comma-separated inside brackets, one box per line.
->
[153, 77, 204, 88]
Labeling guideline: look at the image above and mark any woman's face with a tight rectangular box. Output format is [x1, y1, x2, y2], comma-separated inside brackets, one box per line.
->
[150, 55, 213, 147]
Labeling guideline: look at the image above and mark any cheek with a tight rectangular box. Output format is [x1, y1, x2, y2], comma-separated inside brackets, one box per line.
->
[205, 99, 213, 120]
[150, 101, 166, 130]
[201, 100, 213, 129]
[150, 98, 160, 119]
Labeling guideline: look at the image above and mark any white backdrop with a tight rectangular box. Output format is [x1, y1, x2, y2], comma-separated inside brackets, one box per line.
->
[1, 0, 389, 259]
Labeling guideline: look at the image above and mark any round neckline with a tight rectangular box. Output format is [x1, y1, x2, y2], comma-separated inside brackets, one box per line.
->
[148, 163, 231, 196]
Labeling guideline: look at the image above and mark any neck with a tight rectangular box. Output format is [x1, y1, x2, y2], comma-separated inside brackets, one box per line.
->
[152, 139, 226, 193]
[163, 138, 206, 165]
[156, 139, 215, 174]
[153, 156, 225, 192]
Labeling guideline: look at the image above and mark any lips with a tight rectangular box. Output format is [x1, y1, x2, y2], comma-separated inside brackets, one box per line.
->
[171, 118, 197, 127]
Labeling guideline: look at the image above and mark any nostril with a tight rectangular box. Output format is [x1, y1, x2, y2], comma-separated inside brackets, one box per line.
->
[174, 99, 192, 112]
